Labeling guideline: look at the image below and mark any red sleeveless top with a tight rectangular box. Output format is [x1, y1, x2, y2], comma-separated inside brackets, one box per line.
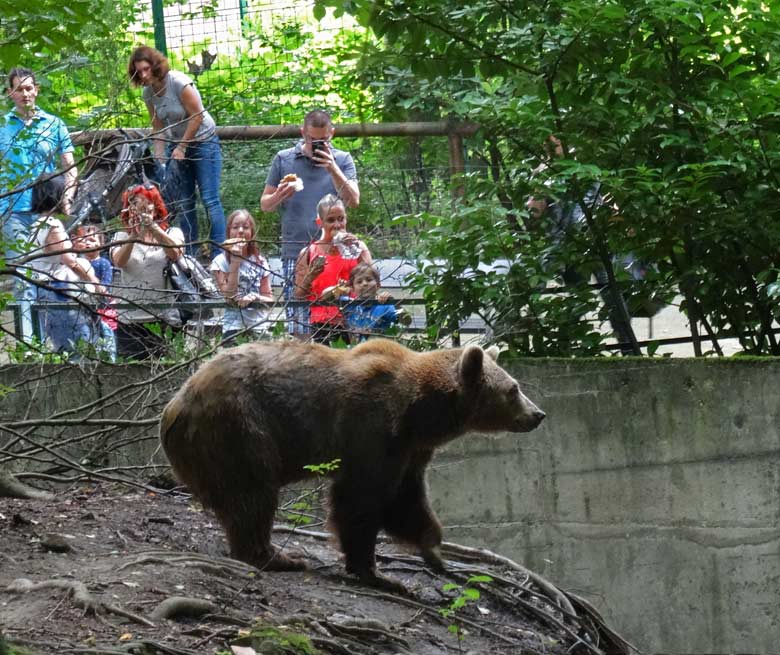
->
[307, 244, 359, 325]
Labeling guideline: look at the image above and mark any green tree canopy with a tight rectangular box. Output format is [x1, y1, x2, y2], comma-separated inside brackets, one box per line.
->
[316, 0, 780, 355]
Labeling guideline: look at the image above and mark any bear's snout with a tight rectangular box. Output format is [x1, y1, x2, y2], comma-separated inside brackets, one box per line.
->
[513, 402, 545, 432]
[531, 407, 546, 426]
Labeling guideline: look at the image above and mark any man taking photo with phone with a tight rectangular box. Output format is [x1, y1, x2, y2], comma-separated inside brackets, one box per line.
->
[261, 109, 359, 336]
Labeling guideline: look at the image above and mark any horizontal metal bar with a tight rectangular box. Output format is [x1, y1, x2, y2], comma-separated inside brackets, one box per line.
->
[71, 122, 481, 146]
[5, 299, 430, 310]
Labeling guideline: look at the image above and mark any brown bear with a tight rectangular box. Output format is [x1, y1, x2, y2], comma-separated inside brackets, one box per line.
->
[159, 339, 545, 591]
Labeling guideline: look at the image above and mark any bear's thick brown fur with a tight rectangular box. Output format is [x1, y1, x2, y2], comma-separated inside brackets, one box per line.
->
[160, 339, 544, 590]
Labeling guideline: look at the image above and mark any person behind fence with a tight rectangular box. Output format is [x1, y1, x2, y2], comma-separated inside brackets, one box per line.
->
[110, 183, 184, 360]
[30, 216, 103, 356]
[210, 209, 273, 343]
[1, 66, 78, 342]
[341, 263, 411, 341]
[261, 109, 360, 336]
[527, 135, 637, 355]
[293, 195, 372, 345]
[71, 222, 117, 361]
[127, 46, 226, 259]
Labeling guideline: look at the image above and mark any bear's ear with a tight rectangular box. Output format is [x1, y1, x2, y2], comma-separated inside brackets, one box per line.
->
[485, 345, 500, 361]
[459, 345, 484, 386]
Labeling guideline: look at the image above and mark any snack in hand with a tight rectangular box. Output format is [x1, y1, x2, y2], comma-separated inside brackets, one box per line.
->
[223, 237, 245, 251]
[321, 283, 349, 301]
[281, 173, 304, 191]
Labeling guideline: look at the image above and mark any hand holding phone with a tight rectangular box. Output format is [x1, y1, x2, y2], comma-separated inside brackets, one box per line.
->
[311, 140, 331, 167]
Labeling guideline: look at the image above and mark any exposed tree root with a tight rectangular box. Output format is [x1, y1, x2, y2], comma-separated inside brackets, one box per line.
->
[273, 525, 631, 654]
[0, 471, 54, 500]
[117, 550, 257, 578]
[149, 596, 218, 622]
[439, 541, 577, 616]
[280, 613, 412, 651]
[4, 578, 154, 627]
[568, 591, 640, 654]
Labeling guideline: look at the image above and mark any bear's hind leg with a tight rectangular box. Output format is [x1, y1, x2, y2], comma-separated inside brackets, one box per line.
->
[214, 491, 306, 572]
[382, 456, 445, 572]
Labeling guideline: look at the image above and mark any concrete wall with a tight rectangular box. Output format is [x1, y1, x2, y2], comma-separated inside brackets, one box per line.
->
[428, 358, 780, 654]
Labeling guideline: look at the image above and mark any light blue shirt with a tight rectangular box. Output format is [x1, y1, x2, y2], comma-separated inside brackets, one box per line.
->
[0, 107, 73, 215]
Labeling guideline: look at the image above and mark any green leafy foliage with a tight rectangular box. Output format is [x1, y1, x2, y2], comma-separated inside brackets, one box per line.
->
[317, 0, 780, 355]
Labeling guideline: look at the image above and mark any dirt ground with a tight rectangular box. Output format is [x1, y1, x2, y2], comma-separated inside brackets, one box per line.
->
[0, 485, 629, 655]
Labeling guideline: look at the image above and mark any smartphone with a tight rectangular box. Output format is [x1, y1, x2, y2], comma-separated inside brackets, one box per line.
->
[311, 140, 327, 156]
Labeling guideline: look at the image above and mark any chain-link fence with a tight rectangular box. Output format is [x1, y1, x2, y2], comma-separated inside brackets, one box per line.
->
[24, 0, 471, 258]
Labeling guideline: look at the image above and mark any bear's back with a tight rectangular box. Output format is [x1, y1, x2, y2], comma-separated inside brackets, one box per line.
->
[162, 340, 421, 478]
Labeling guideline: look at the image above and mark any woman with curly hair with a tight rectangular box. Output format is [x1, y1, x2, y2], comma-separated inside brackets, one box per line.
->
[127, 45, 226, 258]
[110, 183, 184, 359]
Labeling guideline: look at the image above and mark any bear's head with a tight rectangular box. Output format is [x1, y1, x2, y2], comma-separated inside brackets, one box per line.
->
[458, 345, 545, 434]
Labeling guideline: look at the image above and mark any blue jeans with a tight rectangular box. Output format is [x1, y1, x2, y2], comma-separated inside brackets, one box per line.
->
[163, 137, 226, 257]
[2, 211, 38, 342]
[283, 257, 310, 335]
[2, 210, 36, 262]
[37, 288, 97, 356]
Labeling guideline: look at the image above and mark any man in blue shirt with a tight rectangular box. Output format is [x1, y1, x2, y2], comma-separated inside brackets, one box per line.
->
[260, 109, 359, 335]
[1, 67, 77, 260]
[1, 67, 77, 342]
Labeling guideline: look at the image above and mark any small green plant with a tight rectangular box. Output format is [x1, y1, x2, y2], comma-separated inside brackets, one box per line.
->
[282, 459, 341, 527]
[302, 458, 341, 476]
[439, 575, 493, 646]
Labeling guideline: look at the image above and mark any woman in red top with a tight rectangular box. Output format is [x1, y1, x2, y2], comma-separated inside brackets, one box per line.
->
[294, 194, 373, 344]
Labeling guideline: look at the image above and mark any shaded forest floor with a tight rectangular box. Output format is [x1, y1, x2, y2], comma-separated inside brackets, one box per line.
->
[0, 485, 632, 655]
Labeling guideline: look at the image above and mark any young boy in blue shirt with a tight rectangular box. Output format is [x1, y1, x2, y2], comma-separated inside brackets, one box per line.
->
[341, 263, 411, 340]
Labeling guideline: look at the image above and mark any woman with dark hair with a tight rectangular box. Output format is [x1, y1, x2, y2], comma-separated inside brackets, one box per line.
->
[127, 45, 226, 258]
[110, 183, 184, 359]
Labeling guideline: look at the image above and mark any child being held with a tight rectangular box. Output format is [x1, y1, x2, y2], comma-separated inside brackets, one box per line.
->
[70, 222, 117, 361]
[31, 217, 102, 355]
[341, 263, 411, 340]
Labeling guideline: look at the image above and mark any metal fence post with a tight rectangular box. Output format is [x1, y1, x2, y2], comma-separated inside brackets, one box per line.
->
[152, 0, 168, 55]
